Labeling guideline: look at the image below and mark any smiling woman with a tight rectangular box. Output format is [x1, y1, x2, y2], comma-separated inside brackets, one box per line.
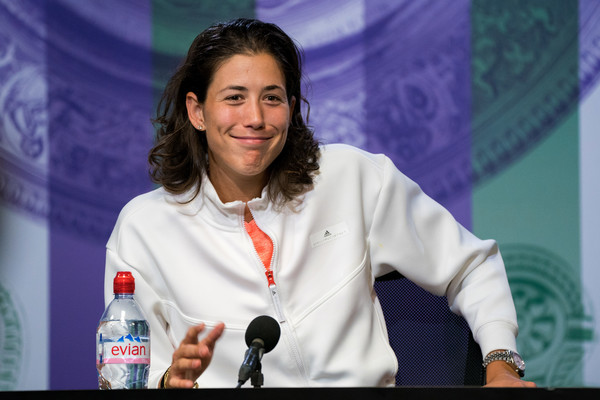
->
[185, 53, 296, 208]
[105, 18, 535, 390]
[149, 19, 319, 208]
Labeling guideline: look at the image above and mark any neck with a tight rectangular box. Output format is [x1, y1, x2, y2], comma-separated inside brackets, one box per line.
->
[208, 169, 268, 204]
[208, 173, 263, 223]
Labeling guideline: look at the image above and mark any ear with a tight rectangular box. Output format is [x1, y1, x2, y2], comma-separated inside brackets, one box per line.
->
[186, 92, 205, 130]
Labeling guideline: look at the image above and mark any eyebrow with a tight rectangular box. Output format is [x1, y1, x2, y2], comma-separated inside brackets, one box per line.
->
[219, 85, 247, 93]
[218, 84, 286, 93]
[264, 85, 285, 92]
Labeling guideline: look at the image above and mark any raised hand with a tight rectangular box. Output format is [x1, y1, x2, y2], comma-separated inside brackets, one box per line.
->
[163, 322, 226, 388]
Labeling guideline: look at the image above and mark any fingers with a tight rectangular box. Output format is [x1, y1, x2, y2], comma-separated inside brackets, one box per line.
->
[167, 374, 197, 389]
[180, 323, 207, 345]
[196, 322, 225, 364]
[176, 322, 224, 359]
[199, 322, 225, 355]
[167, 322, 225, 388]
[484, 377, 537, 388]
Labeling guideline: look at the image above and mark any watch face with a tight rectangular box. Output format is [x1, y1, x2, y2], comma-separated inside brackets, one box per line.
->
[512, 351, 526, 371]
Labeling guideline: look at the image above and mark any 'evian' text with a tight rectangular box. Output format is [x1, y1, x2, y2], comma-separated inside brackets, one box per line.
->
[110, 343, 148, 356]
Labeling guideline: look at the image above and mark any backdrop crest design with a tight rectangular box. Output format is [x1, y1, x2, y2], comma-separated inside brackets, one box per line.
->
[0, 0, 599, 390]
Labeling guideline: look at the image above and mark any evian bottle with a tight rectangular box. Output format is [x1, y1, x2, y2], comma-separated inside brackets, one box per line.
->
[96, 271, 150, 389]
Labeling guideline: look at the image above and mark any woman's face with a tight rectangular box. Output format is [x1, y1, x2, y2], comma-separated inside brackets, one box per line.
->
[186, 53, 295, 195]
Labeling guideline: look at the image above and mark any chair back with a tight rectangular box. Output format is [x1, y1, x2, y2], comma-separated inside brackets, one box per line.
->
[375, 272, 484, 386]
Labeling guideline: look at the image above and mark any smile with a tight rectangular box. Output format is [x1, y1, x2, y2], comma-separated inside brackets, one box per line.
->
[231, 135, 272, 145]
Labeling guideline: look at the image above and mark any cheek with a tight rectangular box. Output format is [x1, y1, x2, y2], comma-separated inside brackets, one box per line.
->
[205, 105, 238, 128]
[274, 131, 288, 154]
[274, 109, 292, 130]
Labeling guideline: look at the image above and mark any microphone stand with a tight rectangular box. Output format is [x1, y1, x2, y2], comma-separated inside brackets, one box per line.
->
[250, 360, 264, 388]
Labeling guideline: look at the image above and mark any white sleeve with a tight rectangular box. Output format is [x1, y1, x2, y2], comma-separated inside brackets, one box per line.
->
[368, 156, 518, 357]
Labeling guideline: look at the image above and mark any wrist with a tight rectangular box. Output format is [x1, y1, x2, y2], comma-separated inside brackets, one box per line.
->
[482, 349, 525, 378]
[485, 360, 520, 384]
[160, 365, 200, 388]
[160, 366, 171, 388]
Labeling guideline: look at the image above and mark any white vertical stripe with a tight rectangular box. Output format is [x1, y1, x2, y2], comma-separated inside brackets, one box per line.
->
[580, 80, 600, 387]
[0, 205, 49, 390]
[0, 0, 49, 389]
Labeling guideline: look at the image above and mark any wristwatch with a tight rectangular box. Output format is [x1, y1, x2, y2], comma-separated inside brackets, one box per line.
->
[482, 350, 525, 377]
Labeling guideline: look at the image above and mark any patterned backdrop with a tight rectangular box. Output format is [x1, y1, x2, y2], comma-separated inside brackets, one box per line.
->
[0, 0, 599, 390]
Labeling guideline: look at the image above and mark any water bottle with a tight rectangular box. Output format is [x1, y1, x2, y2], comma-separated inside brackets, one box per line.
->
[96, 271, 150, 389]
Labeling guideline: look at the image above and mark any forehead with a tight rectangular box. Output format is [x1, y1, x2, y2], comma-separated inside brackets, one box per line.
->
[210, 53, 286, 87]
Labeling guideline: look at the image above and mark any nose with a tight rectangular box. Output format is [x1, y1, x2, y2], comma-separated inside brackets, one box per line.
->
[244, 99, 265, 130]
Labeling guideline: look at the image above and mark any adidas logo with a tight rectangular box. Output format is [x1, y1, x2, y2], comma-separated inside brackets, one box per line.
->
[310, 222, 348, 248]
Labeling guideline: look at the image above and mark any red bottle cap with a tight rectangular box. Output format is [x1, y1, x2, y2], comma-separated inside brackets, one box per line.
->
[113, 271, 135, 294]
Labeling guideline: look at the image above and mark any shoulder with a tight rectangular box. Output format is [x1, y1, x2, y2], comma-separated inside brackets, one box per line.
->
[319, 143, 389, 171]
[315, 143, 417, 196]
[117, 187, 170, 221]
[311, 143, 401, 200]
[107, 187, 173, 246]
[317, 144, 398, 185]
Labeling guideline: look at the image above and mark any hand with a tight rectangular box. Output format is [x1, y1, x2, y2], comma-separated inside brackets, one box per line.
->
[484, 361, 537, 388]
[164, 322, 226, 388]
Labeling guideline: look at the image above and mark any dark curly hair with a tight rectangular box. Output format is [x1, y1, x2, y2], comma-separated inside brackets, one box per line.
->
[149, 18, 320, 205]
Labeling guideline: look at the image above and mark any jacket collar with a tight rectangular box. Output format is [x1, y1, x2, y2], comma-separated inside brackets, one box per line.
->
[167, 174, 271, 228]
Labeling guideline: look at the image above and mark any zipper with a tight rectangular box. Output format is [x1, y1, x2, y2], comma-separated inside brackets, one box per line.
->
[244, 208, 309, 382]
[268, 282, 308, 382]
[268, 284, 284, 322]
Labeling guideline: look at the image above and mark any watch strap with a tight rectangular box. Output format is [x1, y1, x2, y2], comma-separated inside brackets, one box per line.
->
[482, 350, 525, 377]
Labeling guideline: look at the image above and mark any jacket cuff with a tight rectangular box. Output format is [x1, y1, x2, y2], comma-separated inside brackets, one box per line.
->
[475, 320, 518, 357]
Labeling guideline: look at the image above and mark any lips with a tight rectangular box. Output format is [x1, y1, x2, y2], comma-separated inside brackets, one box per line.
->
[231, 135, 273, 145]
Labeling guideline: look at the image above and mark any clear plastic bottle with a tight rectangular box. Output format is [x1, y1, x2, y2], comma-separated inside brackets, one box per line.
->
[96, 271, 150, 389]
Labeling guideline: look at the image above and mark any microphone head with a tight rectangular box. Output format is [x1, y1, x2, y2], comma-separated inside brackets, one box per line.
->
[245, 315, 281, 353]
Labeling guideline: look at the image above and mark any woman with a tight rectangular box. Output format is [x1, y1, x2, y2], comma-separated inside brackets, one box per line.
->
[105, 18, 535, 388]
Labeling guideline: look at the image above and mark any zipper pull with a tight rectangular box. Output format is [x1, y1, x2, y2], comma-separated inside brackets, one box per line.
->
[265, 270, 276, 287]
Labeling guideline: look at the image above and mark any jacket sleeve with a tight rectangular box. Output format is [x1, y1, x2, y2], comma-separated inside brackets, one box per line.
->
[368, 155, 519, 357]
[105, 230, 174, 388]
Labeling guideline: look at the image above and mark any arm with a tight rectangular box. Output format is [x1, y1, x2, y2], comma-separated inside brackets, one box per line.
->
[368, 156, 532, 386]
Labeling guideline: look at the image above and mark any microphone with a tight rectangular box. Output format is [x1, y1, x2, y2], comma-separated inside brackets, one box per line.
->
[237, 315, 281, 388]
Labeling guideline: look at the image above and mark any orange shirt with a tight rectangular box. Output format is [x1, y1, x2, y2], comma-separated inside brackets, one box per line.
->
[245, 219, 275, 286]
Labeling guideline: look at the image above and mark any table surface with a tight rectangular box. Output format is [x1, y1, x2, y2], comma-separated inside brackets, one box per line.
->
[1, 387, 599, 400]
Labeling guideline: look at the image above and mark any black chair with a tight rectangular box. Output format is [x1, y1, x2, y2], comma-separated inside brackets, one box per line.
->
[374, 271, 484, 386]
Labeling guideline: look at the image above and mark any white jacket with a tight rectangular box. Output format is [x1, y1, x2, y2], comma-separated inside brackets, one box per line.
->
[105, 144, 518, 388]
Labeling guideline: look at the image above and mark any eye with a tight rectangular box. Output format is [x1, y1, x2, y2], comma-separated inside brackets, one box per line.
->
[264, 94, 284, 104]
[225, 94, 244, 102]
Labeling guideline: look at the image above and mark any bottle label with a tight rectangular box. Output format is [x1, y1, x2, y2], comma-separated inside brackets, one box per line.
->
[97, 333, 150, 365]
